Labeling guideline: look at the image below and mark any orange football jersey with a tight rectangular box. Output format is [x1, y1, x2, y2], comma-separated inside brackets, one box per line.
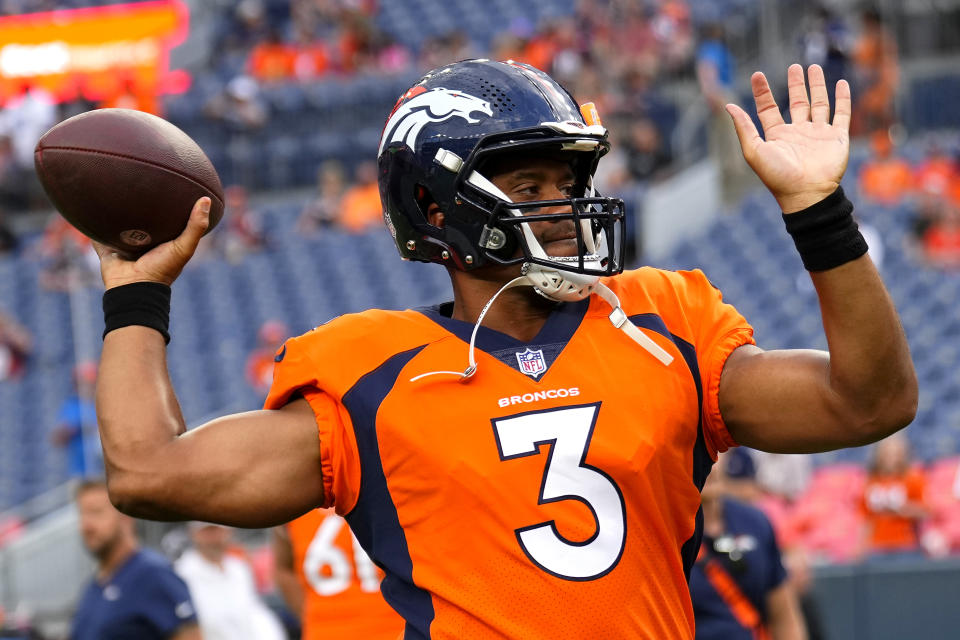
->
[286, 509, 403, 639]
[265, 267, 754, 639]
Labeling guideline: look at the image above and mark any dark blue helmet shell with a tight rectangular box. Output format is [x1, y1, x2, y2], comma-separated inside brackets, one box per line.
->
[378, 59, 624, 274]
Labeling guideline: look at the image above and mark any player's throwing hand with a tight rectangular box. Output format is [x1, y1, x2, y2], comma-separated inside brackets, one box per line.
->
[93, 197, 211, 290]
[726, 63, 851, 214]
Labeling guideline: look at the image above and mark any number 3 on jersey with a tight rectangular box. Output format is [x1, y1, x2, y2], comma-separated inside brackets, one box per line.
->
[492, 403, 627, 581]
[303, 514, 380, 596]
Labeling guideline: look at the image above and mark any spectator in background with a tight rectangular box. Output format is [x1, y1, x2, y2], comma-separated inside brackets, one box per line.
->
[920, 193, 960, 269]
[375, 33, 412, 74]
[292, 25, 332, 81]
[212, 185, 267, 263]
[246, 320, 288, 397]
[249, 28, 297, 83]
[753, 451, 813, 503]
[0, 309, 31, 382]
[0, 82, 54, 209]
[781, 548, 826, 640]
[175, 522, 285, 640]
[50, 362, 101, 478]
[697, 23, 756, 208]
[203, 76, 268, 132]
[418, 30, 478, 69]
[34, 214, 100, 292]
[0, 207, 18, 253]
[858, 130, 912, 206]
[420, 31, 477, 73]
[71, 479, 200, 640]
[622, 117, 671, 182]
[335, 10, 379, 73]
[651, 0, 693, 77]
[912, 142, 959, 243]
[690, 453, 808, 640]
[851, 7, 899, 137]
[798, 5, 851, 93]
[860, 433, 927, 560]
[0, 134, 29, 211]
[0, 81, 56, 172]
[298, 161, 347, 234]
[273, 509, 403, 640]
[339, 161, 382, 233]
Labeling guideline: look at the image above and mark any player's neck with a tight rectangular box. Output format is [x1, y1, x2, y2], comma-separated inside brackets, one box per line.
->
[449, 271, 557, 343]
[97, 537, 138, 582]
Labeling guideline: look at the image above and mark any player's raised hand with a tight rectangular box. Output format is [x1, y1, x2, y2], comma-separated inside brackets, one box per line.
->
[93, 197, 211, 290]
[726, 64, 851, 213]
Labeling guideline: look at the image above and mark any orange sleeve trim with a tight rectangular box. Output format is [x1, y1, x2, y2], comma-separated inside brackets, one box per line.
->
[301, 387, 337, 509]
[703, 327, 756, 456]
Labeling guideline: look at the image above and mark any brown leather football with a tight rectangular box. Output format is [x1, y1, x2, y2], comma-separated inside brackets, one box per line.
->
[34, 108, 224, 256]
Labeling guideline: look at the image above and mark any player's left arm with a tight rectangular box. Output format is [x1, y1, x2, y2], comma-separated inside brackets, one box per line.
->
[721, 64, 917, 453]
[765, 582, 808, 640]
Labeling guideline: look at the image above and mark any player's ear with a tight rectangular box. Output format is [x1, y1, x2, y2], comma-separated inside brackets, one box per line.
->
[426, 202, 445, 228]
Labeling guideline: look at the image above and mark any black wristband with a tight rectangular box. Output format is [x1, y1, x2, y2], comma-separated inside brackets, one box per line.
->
[782, 186, 868, 272]
[103, 282, 171, 344]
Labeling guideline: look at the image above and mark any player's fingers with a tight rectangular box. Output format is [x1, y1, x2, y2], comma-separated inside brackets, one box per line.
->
[786, 63, 810, 124]
[170, 197, 211, 259]
[833, 79, 852, 132]
[751, 71, 784, 134]
[808, 64, 830, 123]
[725, 103, 762, 159]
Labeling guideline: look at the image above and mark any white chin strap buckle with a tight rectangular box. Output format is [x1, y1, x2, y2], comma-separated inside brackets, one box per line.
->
[523, 262, 600, 303]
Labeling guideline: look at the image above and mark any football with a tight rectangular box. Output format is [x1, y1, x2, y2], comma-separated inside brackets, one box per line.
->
[34, 108, 224, 256]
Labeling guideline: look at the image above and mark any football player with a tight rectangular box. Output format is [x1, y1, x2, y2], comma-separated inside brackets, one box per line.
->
[92, 61, 915, 639]
[273, 509, 402, 639]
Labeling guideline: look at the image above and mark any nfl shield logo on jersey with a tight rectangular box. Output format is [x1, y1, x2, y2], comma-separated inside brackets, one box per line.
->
[516, 348, 547, 378]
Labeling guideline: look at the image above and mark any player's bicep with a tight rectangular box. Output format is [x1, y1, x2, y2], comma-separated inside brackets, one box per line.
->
[129, 398, 324, 526]
[719, 344, 865, 453]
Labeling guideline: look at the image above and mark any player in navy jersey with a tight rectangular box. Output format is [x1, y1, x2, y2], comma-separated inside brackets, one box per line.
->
[70, 479, 199, 640]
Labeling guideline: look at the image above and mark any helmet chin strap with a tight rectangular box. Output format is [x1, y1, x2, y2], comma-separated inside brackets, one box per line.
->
[408, 174, 673, 383]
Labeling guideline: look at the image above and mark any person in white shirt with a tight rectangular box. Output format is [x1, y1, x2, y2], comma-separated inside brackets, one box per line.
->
[174, 522, 285, 640]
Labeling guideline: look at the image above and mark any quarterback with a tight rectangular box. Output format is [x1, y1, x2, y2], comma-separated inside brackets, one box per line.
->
[92, 60, 915, 639]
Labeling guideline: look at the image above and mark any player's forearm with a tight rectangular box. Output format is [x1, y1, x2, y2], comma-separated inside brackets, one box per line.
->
[766, 583, 808, 640]
[96, 326, 187, 510]
[274, 568, 305, 618]
[810, 254, 917, 437]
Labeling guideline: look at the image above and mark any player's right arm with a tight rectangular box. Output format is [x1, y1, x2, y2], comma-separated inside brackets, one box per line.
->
[273, 526, 305, 618]
[95, 199, 324, 527]
[765, 582, 807, 640]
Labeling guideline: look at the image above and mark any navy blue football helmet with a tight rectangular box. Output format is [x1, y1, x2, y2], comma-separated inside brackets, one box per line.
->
[378, 59, 626, 300]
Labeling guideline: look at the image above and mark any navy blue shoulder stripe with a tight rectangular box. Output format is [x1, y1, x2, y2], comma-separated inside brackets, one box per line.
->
[629, 313, 714, 581]
[342, 345, 434, 640]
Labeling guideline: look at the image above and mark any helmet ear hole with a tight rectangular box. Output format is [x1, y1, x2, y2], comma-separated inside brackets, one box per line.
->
[415, 185, 443, 229]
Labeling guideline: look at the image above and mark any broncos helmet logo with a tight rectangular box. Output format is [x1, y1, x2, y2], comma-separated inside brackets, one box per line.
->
[378, 87, 493, 156]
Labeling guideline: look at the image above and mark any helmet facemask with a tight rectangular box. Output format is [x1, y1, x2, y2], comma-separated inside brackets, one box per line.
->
[450, 134, 627, 301]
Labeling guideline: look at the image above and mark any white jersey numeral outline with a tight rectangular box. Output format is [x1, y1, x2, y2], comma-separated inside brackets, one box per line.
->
[492, 402, 627, 580]
[303, 514, 380, 596]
